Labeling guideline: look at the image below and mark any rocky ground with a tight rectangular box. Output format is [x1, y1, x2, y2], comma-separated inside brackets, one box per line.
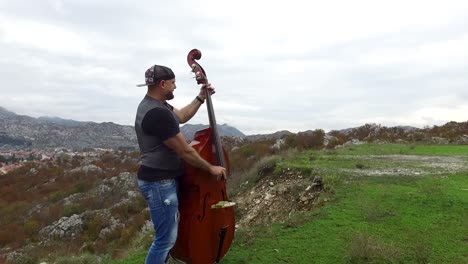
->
[234, 169, 325, 228]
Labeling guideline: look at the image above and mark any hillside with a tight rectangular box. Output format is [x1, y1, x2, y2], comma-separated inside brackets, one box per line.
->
[1, 140, 467, 263]
[17, 143, 462, 264]
[0, 107, 467, 263]
[0, 150, 142, 263]
[105, 144, 468, 264]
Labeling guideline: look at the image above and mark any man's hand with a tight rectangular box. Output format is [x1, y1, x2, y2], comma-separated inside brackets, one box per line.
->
[209, 165, 227, 180]
[198, 83, 215, 100]
[164, 133, 228, 179]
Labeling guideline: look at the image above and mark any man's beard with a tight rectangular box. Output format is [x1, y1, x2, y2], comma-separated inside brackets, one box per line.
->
[165, 92, 174, 100]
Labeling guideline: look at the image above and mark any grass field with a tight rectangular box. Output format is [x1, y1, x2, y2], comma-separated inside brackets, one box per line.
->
[109, 144, 468, 264]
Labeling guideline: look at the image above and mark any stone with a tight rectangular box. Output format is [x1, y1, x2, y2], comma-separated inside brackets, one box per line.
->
[39, 214, 83, 240]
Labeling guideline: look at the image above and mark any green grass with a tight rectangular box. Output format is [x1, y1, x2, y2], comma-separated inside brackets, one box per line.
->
[276, 143, 468, 177]
[223, 173, 468, 263]
[104, 144, 468, 264]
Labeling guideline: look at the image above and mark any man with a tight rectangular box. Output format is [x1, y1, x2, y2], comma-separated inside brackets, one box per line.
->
[135, 65, 226, 264]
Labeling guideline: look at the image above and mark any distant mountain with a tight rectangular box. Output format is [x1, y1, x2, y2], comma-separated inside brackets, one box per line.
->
[37, 116, 83, 127]
[0, 112, 137, 150]
[246, 130, 293, 141]
[180, 123, 246, 140]
[0, 106, 16, 119]
[0, 107, 245, 150]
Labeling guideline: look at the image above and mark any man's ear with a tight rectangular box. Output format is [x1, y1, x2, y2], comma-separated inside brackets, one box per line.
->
[159, 80, 166, 89]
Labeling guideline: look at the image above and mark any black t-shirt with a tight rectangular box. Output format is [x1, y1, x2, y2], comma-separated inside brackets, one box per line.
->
[141, 104, 179, 140]
[138, 103, 183, 181]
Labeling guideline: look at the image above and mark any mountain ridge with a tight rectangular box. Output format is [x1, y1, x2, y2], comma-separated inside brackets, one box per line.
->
[0, 107, 245, 150]
[2, 107, 466, 150]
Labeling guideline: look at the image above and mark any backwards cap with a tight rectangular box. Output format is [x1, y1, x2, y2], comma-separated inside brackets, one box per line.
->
[136, 65, 175, 87]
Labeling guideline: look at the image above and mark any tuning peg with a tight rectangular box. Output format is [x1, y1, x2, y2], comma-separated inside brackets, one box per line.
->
[190, 72, 200, 80]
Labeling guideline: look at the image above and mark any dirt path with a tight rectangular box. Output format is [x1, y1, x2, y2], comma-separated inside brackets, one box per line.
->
[343, 155, 468, 176]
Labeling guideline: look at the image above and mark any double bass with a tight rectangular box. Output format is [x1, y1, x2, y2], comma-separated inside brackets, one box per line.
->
[171, 49, 236, 263]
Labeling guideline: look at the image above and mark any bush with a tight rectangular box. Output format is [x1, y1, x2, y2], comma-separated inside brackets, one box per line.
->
[83, 215, 108, 241]
[63, 204, 85, 217]
[48, 191, 66, 202]
[111, 198, 146, 221]
[345, 233, 402, 263]
[23, 219, 40, 237]
[322, 173, 342, 191]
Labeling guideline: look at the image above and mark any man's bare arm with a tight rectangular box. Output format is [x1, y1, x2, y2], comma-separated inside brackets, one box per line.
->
[173, 83, 215, 123]
[173, 97, 203, 124]
[163, 132, 226, 179]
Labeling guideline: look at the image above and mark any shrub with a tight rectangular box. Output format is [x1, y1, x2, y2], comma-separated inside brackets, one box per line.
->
[111, 198, 147, 221]
[83, 215, 108, 241]
[355, 163, 366, 169]
[23, 219, 40, 237]
[63, 204, 85, 217]
[48, 191, 66, 202]
[120, 225, 137, 243]
[73, 181, 92, 194]
[322, 173, 342, 191]
[296, 129, 325, 150]
[345, 233, 402, 263]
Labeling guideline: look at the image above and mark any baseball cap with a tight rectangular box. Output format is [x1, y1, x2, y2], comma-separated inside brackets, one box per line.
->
[136, 65, 175, 87]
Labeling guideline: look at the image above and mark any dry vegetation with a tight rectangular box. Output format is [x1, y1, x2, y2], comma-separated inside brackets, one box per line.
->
[0, 151, 143, 263]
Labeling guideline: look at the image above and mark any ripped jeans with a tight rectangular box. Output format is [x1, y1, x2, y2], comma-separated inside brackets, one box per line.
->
[138, 179, 179, 264]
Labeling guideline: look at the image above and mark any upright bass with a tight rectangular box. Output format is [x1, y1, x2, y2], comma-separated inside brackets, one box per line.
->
[171, 49, 236, 263]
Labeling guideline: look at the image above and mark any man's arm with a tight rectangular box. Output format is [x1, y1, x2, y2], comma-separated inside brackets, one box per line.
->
[173, 97, 203, 124]
[163, 132, 226, 179]
[173, 83, 214, 123]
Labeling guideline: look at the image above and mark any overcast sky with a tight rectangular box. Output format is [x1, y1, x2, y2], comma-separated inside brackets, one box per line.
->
[0, 0, 467, 135]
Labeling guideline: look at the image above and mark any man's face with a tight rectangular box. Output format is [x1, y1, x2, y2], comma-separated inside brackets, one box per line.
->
[163, 79, 176, 100]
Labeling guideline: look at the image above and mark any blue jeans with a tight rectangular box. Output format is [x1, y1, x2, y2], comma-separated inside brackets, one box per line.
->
[138, 179, 179, 264]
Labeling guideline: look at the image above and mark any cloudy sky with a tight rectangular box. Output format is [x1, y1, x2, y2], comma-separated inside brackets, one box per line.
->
[0, 0, 467, 135]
